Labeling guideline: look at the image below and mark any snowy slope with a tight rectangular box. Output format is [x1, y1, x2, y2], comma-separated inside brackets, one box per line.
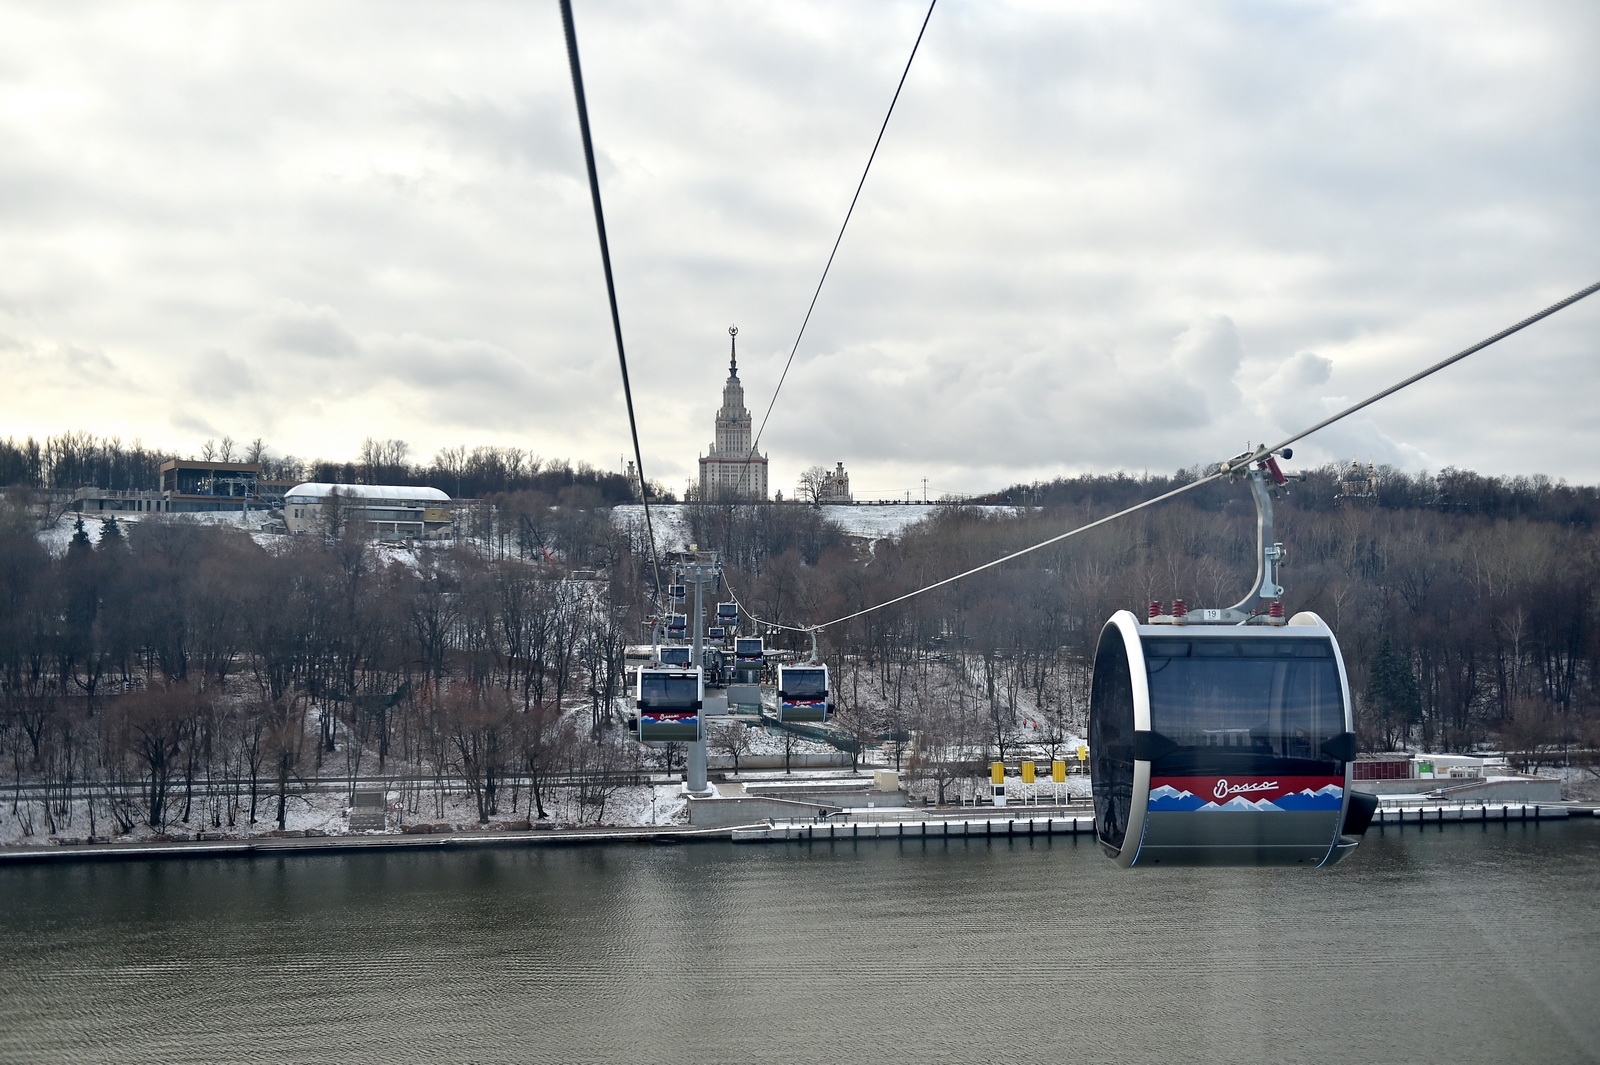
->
[612, 503, 1019, 551]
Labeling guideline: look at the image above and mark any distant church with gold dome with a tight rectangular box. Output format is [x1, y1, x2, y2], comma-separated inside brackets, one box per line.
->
[696, 327, 769, 501]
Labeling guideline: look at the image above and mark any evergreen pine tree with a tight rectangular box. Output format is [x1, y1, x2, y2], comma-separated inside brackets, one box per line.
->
[1367, 634, 1421, 748]
[67, 516, 92, 557]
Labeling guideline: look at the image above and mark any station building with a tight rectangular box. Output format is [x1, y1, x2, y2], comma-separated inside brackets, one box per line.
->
[73, 459, 293, 515]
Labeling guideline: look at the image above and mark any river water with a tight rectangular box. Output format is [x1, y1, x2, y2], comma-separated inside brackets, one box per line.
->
[2, 820, 1597, 1065]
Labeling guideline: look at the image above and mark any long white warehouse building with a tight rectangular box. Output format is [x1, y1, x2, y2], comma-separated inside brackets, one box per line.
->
[283, 483, 453, 540]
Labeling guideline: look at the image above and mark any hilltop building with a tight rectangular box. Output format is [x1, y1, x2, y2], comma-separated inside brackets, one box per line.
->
[1336, 460, 1378, 505]
[697, 327, 768, 501]
[816, 461, 853, 502]
[72, 458, 298, 514]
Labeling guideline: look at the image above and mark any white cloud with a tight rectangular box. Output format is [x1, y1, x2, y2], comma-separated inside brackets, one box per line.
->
[0, 0, 1595, 497]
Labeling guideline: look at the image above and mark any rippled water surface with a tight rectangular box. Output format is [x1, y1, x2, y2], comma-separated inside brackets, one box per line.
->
[2, 821, 1598, 1065]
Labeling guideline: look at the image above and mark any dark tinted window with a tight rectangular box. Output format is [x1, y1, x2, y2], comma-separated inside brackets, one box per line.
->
[1090, 629, 1135, 849]
[639, 672, 698, 708]
[782, 668, 828, 697]
[1141, 636, 1343, 764]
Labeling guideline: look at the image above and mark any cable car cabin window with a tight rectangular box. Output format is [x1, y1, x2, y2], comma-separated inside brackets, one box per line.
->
[1090, 631, 1135, 851]
[638, 673, 699, 709]
[1140, 637, 1343, 775]
[781, 669, 828, 697]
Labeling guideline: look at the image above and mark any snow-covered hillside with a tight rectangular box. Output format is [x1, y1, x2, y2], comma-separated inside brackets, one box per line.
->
[612, 503, 1019, 552]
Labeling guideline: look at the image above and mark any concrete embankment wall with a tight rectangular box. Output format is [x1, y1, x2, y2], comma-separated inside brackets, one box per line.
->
[706, 752, 854, 770]
[1423, 778, 1563, 803]
[743, 787, 909, 809]
[1356, 777, 1562, 802]
[687, 796, 838, 828]
[0, 824, 746, 865]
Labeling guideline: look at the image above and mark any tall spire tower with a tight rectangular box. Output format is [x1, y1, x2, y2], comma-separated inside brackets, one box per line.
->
[698, 326, 769, 501]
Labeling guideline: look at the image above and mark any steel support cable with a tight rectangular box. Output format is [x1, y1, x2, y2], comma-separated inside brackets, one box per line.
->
[728, 471, 1226, 637]
[719, 575, 813, 636]
[745, 0, 937, 465]
[1243, 279, 1600, 467]
[735, 277, 1600, 635]
[560, 0, 662, 603]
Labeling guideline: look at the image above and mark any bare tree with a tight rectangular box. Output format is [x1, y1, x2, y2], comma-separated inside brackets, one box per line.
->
[712, 721, 752, 774]
[797, 465, 828, 505]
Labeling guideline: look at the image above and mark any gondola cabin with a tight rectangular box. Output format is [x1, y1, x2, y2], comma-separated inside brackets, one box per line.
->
[636, 667, 703, 742]
[666, 614, 687, 639]
[717, 602, 739, 625]
[702, 647, 727, 687]
[707, 626, 727, 640]
[1089, 609, 1374, 868]
[777, 664, 830, 722]
[734, 637, 764, 667]
[668, 584, 686, 602]
[656, 645, 693, 668]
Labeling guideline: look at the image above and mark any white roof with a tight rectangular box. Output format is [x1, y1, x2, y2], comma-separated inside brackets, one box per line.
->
[284, 483, 451, 502]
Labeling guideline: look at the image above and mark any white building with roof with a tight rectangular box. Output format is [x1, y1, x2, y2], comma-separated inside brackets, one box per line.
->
[282, 483, 453, 539]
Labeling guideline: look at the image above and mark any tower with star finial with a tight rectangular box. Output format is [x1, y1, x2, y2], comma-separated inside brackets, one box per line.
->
[697, 326, 768, 501]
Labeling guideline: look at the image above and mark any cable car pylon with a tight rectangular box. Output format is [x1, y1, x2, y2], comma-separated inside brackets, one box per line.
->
[634, 550, 724, 794]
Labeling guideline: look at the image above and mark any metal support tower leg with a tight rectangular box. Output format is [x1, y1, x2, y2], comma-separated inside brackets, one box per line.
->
[687, 569, 710, 795]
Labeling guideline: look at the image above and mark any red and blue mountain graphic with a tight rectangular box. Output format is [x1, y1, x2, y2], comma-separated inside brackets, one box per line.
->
[1148, 775, 1343, 812]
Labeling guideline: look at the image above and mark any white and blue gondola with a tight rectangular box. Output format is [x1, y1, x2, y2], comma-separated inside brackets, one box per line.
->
[777, 664, 830, 723]
[656, 645, 693, 668]
[1089, 609, 1377, 867]
[636, 666, 703, 743]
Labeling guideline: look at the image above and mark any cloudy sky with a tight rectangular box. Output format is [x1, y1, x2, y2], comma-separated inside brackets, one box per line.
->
[1, 1, 1596, 499]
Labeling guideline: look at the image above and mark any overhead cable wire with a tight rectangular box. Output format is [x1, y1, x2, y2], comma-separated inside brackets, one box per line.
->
[1246, 278, 1600, 464]
[560, 0, 662, 602]
[737, 277, 1600, 635]
[719, 575, 813, 636]
[730, 471, 1226, 637]
[746, 0, 937, 463]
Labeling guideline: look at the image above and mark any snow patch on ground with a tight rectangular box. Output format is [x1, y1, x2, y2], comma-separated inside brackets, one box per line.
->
[37, 509, 288, 557]
[705, 716, 839, 759]
[0, 780, 694, 847]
